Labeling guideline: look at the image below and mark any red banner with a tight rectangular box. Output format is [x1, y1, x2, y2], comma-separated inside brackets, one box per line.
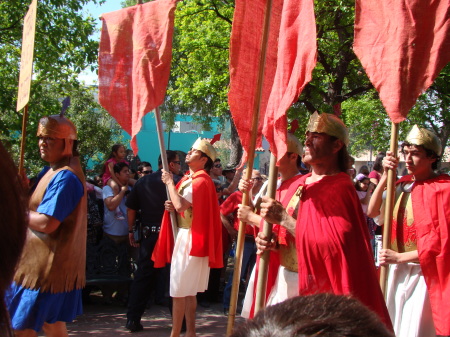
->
[228, 0, 317, 162]
[354, 0, 450, 123]
[99, 0, 177, 154]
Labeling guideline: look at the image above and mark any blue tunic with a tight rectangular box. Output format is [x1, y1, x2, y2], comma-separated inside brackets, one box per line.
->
[5, 168, 84, 331]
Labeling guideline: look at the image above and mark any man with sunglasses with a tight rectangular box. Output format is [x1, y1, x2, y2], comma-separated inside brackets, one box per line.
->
[152, 138, 223, 337]
[136, 161, 153, 179]
[125, 151, 181, 332]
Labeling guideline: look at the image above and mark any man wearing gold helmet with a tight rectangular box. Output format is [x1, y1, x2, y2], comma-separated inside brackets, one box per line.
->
[152, 138, 223, 337]
[256, 112, 392, 330]
[5, 115, 86, 337]
[237, 132, 305, 318]
[368, 125, 450, 337]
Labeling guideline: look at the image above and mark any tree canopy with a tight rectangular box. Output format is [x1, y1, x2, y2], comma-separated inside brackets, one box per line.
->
[0, 0, 123, 176]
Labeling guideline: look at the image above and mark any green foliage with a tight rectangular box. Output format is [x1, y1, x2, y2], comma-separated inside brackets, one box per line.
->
[0, 0, 122, 176]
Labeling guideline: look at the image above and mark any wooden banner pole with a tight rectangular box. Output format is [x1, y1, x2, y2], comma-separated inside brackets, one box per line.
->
[379, 121, 399, 296]
[226, 0, 273, 334]
[18, 104, 29, 177]
[254, 153, 278, 313]
[154, 106, 178, 241]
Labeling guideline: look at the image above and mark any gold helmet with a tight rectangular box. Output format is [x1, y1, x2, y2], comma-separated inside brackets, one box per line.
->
[287, 133, 303, 156]
[192, 138, 217, 162]
[306, 111, 349, 146]
[405, 125, 441, 155]
[37, 115, 77, 156]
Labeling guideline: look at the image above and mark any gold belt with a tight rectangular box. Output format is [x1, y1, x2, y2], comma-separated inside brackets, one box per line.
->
[279, 242, 298, 272]
[177, 207, 193, 229]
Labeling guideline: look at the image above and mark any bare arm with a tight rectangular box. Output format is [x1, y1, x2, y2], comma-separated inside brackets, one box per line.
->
[237, 205, 263, 228]
[104, 185, 128, 211]
[162, 170, 191, 213]
[260, 196, 296, 236]
[28, 210, 61, 234]
[379, 249, 419, 265]
[221, 213, 238, 239]
[367, 151, 398, 218]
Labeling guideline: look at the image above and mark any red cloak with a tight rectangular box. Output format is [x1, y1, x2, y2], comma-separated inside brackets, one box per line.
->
[295, 173, 392, 329]
[397, 174, 450, 335]
[152, 169, 223, 268]
[247, 174, 303, 318]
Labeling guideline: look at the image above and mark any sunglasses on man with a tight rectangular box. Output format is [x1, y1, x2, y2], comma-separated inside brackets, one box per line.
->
[142, 170, 153, 175]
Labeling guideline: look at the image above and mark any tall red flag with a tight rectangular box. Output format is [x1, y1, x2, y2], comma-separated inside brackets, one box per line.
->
[228, 0, 317, 162]
[353, 0, 449, 123]
[99, 0, 177, 154]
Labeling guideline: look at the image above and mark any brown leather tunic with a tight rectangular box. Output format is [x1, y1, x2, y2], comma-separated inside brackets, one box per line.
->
[14, 162, 87, 293]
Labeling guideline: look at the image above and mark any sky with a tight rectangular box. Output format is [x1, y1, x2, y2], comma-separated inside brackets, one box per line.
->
[78, 0, 124, 85]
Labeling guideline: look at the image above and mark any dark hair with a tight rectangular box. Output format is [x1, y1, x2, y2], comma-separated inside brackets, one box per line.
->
[372, 152, 386, 172]
[137, 161, 151, 172]
[214, 158, 221, 164]
[113, 162, 129, 174]
[329, 136, 352, 173]
[231, 294, 393, 337]
[108, 144, 125, 159]
[201, 152, 214, 172]
[0, 141, 27, 337]
[158, 150, 178, 166]
[400, 142, 440, 170]
[355, 178, 369, 191]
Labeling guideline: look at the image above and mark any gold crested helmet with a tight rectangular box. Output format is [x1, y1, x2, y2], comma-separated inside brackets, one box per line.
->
[37, 115, 77, 140]
[287, 133, 303, 156]
[37, 115, 77, 157]
[192, 138, 217, 162]
[306, 111, 349, 146]
[405, 125, 442, 155]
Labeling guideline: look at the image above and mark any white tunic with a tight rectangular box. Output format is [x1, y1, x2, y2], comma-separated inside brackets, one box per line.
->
[169, 178, 210, 297]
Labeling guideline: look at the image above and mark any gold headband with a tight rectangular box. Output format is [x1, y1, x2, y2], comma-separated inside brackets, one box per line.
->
[405, 125, 441, 155]
[306, 112, 349, 146]
[287, 133, 303, 155]
[37, 115, 77, 140]
[192, 138, 217, 162]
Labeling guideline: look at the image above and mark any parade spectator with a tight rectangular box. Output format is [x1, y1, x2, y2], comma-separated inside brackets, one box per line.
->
[369, 152, 386, 185]
[6, 115, 87, 336]
[222, 169, 263, 316]
[102, 144, 133, 220]
[256, 112, 392, 329]
[354, 173, 377, 253]
[136, 161, 153, 179]
[0, 141, 27, 337]
[230, 294, 394, 337]
[238, 133, 303, 318]
[125, 151, 181, 332]
[103, 162, 131, 242]
[152, 138, 223, 337]
[368, 125, 450, 337]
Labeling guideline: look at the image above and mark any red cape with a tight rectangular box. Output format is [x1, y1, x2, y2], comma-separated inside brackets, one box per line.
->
[296, 173, 392, 330]
[248, 174, 303, 318]
[152, 170, 223, 268]
[397, 174, 450, 335]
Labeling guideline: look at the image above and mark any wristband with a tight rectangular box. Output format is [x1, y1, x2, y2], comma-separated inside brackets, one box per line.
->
[128, 229, 134, 233]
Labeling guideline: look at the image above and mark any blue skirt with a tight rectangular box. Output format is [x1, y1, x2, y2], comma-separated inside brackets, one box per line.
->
[5, 282, 83, 332]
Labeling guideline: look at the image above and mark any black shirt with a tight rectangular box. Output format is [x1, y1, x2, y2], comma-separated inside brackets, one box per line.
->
[126, 170, 181, 225]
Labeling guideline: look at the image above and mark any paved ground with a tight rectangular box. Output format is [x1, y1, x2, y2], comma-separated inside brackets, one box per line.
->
[50, 291, 245, 337]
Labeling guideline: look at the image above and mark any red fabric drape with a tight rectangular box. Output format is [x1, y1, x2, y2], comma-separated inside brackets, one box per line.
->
[228, 0, 316, 163]
[98, 0, 177, 154]
[353, 0, 450, 122]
